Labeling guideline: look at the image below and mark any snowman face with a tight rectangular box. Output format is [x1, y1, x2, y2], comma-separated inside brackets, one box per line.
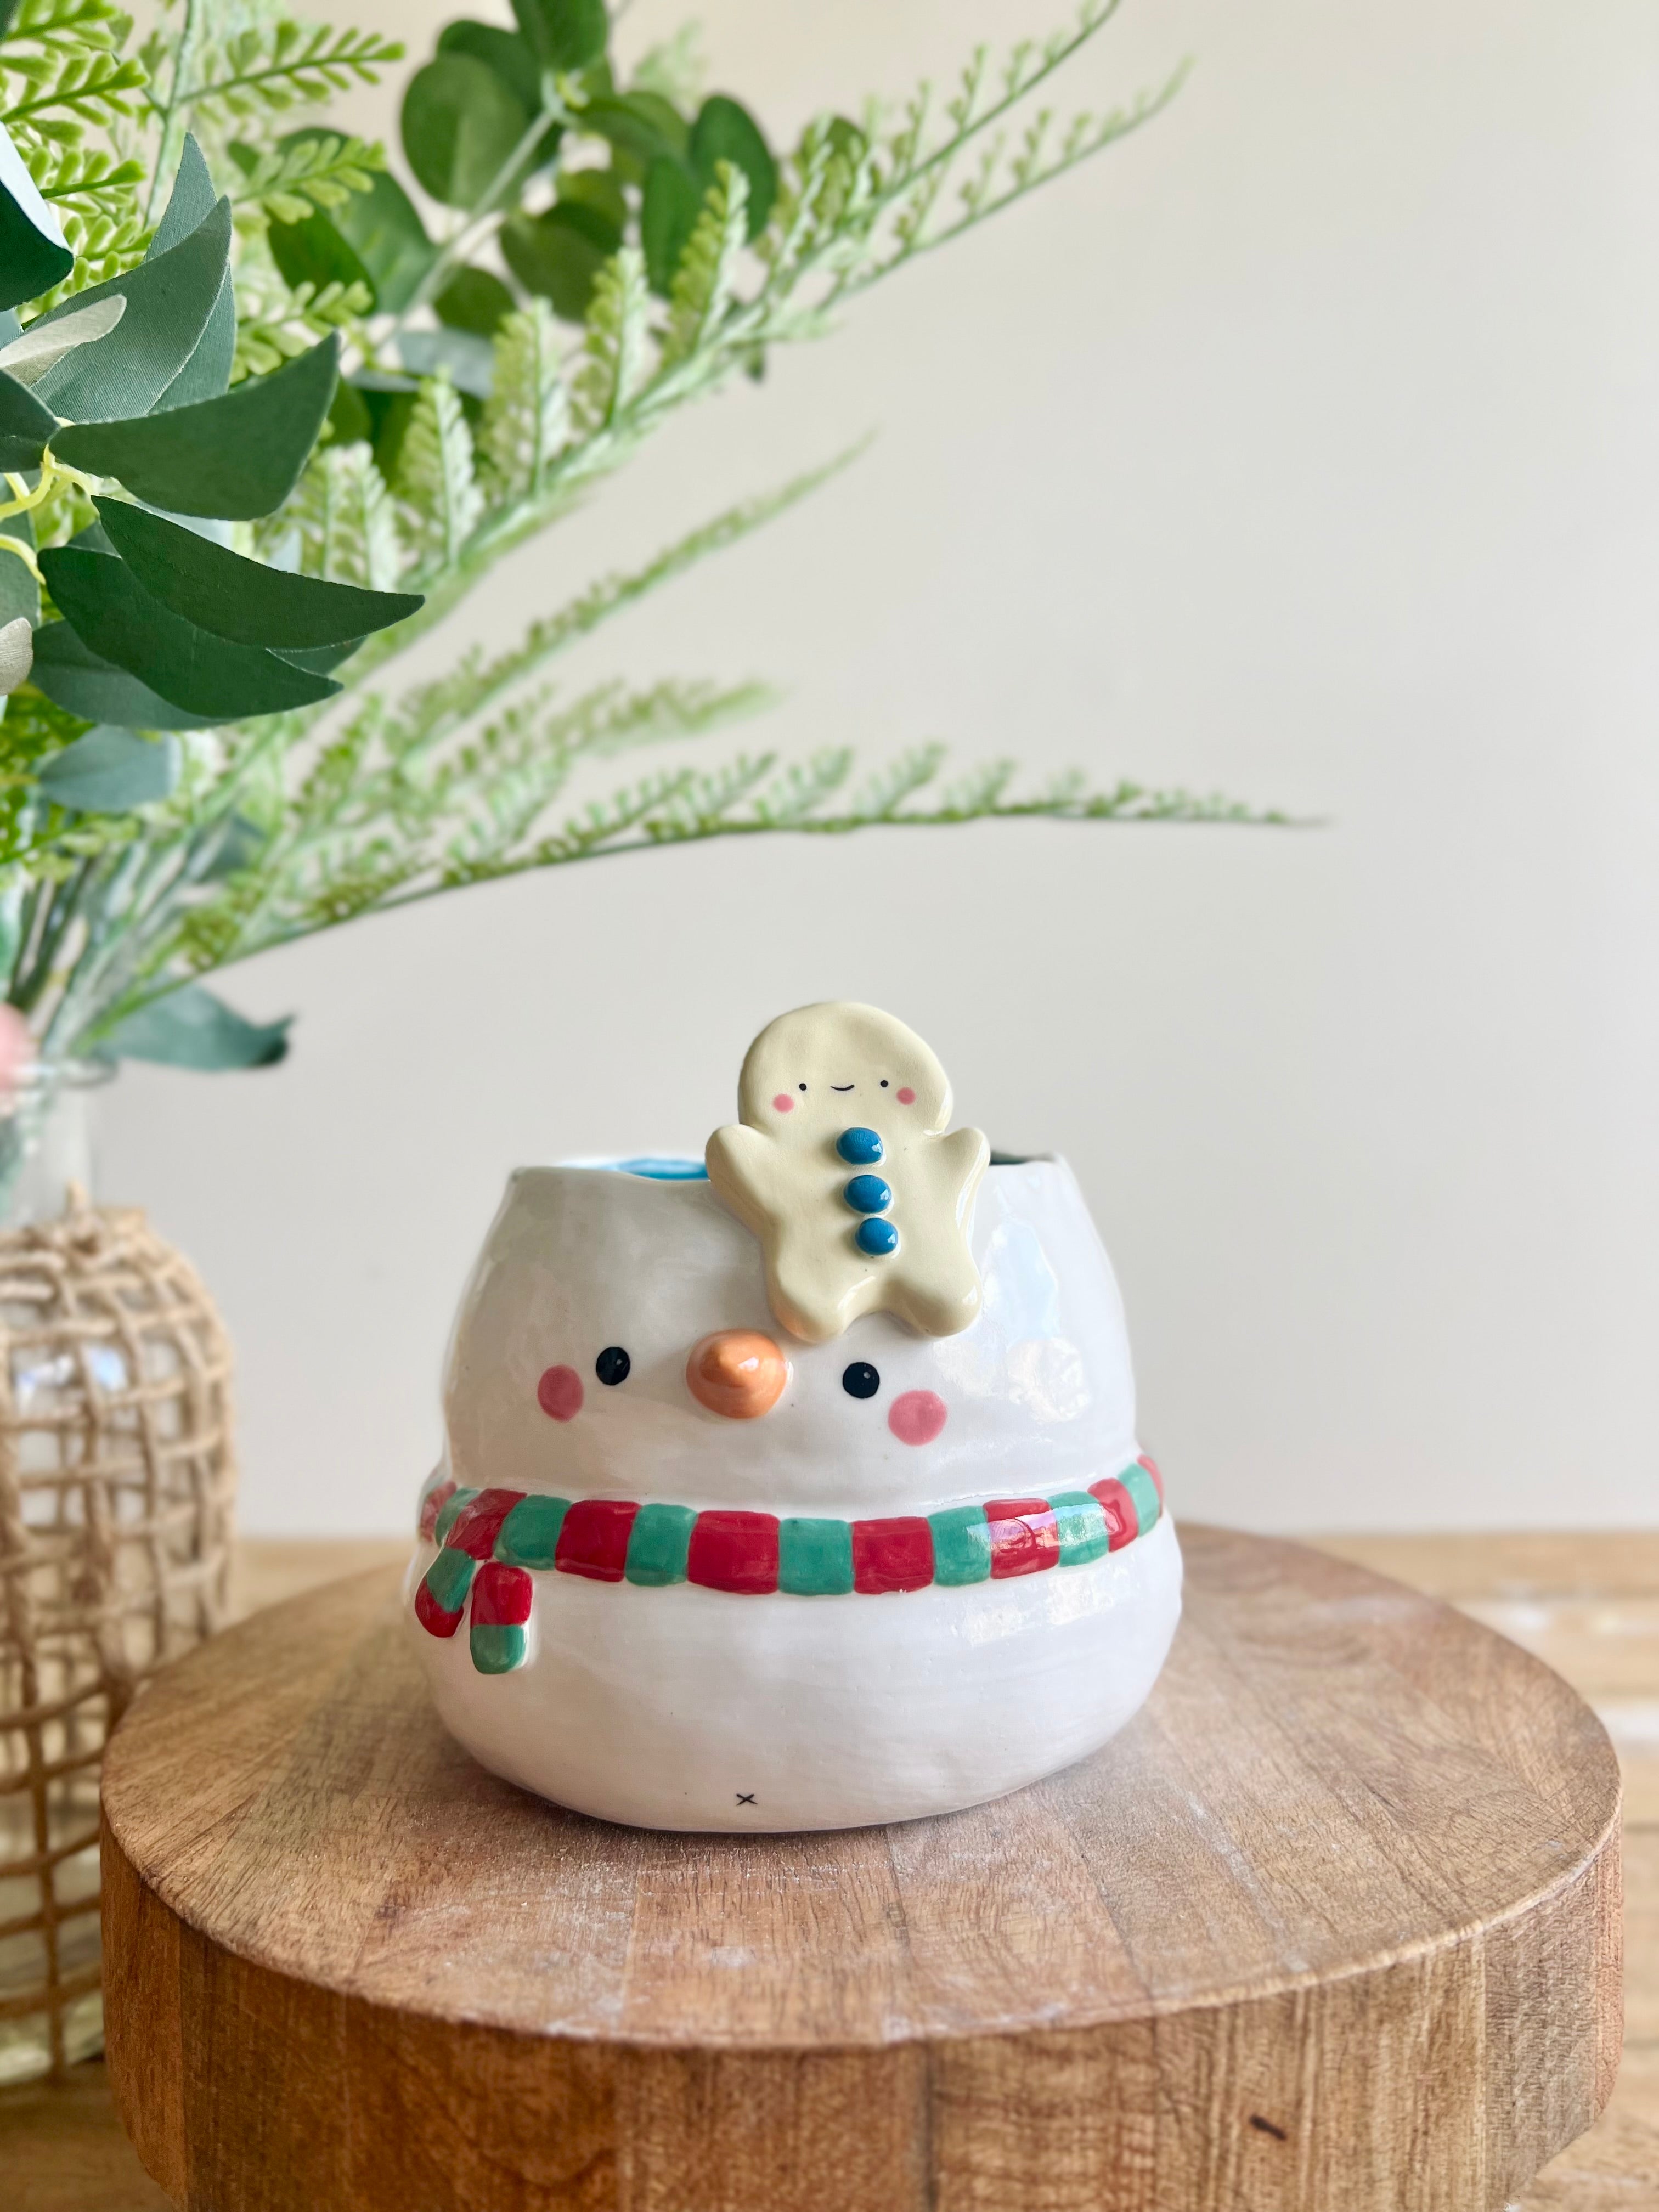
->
[443, 1159, 1138, 1519]
[736, 1001, 951, 1142]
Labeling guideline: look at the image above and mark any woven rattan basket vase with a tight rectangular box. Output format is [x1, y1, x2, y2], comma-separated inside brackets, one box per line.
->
[0, 1190, 234, 2081]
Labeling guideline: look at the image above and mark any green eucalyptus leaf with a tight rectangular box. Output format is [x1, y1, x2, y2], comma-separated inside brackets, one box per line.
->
[402, 54, 528, 210]
[326, 378, 375, 444]
[510, 0, 606, 74]
[641, 156, 702, 294]
[437, 21, 541, 118]
[37, 724, 179, 812]
[0, 122, 72, 312]
[332, 171, 435, 313]
[153, 269, 234, 409]
[33, 199, 233, 421]
[0, 513, 37, 631]
[690, 95, 776, 238]
[365, 386, 419, 479]
[267, 205, 374, 300]
[501, 200, 618, 321]
[435, 264, 515, 336]
[0, 613, 30, 693]
[28, 620, 225, 729]
[0, 371, 55, 471]
[0, 295, 125, 389]
[54, 337, 342, 520]
[582, 90, 687, 167]
[92, 499, 422, 648]
[397, 327, 494, 398]
[148, 136, 216, 259]
[269, 637, 362, 673]
[38, 547, 343, 717]
[102, 982, 291, 1070]
[558, 167, 628, 229]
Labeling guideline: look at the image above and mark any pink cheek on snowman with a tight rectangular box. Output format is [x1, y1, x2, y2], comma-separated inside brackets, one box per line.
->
[896, 1087, 916, 1105]
[537, 1365, 584, 1421]
[889, 1390, 947, 1446]
[771, 1093, 794, 1113]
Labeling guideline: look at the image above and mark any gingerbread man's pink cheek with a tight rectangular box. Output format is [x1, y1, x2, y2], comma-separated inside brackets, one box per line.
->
[771, 1093, 794, 1113]
[537, 1365, 583, 1420]
[896, 1087, 916, 1105]
[889, 1390, 947, 1446]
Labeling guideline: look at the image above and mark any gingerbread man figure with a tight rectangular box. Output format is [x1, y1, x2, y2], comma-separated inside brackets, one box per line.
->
[705, 1001, 990, 1343]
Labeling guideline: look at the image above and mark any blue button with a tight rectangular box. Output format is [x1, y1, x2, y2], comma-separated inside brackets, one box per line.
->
[843, 1174, 892, 1215]
[855, 1217, 899, 1257]
[836, 1126, 884, 1166]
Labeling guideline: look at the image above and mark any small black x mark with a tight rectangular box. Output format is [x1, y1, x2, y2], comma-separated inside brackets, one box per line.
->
[735, 1792, 757, 1805]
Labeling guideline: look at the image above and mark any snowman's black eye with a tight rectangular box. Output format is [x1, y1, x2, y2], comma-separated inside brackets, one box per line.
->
[798, 1081, 807, 1092]
[595, 1346, 631, 1386]
[880, 1079, 889, 1088]
[842, 1362, 880, 1400]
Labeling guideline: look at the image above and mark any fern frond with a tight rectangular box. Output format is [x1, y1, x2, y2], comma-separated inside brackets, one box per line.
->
[851, 744, 949, 817]
[178, 22, 403, 125]
[660, 162, 748, 367]
[233, 275, 371, 381]
[642, 751, 778, 840]
[1, 0, 129, 56]
[751, 749, 856, 825]
[370, 452, 851, 757]
[2, 48, 145, 134]
[941, 758, 1017, 813]
[22, 142, 143, 204]
[227, 131, 382, 222]
[572, 246, 650, 430]
[273, 441, 400, 588]
[479, 302, 569, 504]
[394, 371, 484, 569]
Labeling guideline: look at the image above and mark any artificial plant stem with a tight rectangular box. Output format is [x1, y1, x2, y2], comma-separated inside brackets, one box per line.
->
[388, 101, 566, 337]
[11, 859, 91, 1017]
[8, 878, 48, 1005]
[146, 0, 205, 224]
[838, 70, 1192, 297]
[94, 794, 1282, 1025]
[41, 842, 161, 1056]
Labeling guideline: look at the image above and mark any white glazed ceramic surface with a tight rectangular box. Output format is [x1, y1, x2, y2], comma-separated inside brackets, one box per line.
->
[409, 1157, 1183, 1831]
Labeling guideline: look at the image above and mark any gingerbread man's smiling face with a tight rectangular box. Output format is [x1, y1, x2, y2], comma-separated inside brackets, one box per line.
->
[737, 1002, 952, 1143]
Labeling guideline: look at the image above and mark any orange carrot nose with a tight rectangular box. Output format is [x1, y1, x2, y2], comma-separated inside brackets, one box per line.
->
[686, 1329, 789, 1419]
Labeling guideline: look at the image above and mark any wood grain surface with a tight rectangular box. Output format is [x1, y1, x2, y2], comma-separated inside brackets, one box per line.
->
[91, 1524, 1622, 2212]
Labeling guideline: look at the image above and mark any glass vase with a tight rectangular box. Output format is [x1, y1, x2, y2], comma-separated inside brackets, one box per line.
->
[0, 1059, 111, 1232]
[0, 1063, 114, 2081]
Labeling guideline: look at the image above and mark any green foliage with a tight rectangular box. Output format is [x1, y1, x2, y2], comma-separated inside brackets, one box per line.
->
[0, 0, 1265, 1111]
[227, 131, 383, 223]
[394, 368, 483, 566]
[401, 52, 526, 209]
[167, 21, 404, 130]
[53, 333, 341, 514]
[479, 299, 567, 500]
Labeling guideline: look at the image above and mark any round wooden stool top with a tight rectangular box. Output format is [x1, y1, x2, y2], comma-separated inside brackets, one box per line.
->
[100, 1525, 1622, 2212]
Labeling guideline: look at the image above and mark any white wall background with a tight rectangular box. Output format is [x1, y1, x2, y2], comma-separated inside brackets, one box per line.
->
[100, 0, 1659, 1534]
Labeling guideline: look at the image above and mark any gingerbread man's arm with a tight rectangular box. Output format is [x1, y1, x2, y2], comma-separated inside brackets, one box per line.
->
[704, 1123, 791, 1243]
[886, 1125, 989, 1336]
[933, 1125, 990, 1222]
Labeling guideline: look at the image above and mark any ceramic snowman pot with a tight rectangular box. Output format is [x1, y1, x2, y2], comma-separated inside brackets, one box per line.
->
[408, 1002, 1181, 1831]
